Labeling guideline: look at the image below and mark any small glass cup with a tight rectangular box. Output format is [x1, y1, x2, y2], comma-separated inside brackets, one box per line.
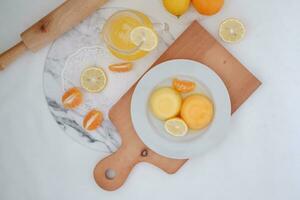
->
[101, 10, 156, 61]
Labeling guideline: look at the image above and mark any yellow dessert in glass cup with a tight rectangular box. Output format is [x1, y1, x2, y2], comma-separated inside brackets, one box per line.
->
[101, 10, 158, 61]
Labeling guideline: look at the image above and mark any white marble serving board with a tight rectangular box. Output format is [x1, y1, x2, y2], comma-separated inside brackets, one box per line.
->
[43, 7, 175, 153]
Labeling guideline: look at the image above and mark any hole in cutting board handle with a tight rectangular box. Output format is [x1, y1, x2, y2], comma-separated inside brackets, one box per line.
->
[105, 168, 116, 180]
[141, 149, 148, 157]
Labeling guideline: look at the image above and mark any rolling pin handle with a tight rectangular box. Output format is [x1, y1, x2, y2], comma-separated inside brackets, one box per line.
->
[0, 41, 27, 70]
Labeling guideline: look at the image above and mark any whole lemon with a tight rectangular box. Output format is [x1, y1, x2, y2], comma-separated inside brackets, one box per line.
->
[192, 0, 224, 16]
[162, 0, 191, 17]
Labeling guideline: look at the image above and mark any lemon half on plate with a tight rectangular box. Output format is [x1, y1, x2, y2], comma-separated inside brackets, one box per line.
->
[164, 118, 188, 137]
[130, 26, 158, 51]
[80, 67, 107, 93]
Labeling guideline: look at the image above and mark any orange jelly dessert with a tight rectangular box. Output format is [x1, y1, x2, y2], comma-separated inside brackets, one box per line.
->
[181, 94, 214, 130]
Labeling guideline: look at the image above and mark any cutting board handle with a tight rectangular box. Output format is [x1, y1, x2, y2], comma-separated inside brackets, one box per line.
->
[0, 42, 27, 70]
[94, 145, 139, 191]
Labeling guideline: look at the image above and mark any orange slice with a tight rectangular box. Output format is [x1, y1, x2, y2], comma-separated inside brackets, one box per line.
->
[83, 109, 104, 131]
[172, 78, 196, 93]
[61, 87, 83, 109]
[109, 62, 133, 72]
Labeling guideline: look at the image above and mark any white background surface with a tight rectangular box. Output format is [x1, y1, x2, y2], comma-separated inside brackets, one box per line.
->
[0, 0, 300, 199]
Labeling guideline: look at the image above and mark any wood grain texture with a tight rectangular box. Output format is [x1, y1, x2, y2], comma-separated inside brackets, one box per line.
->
[0, 0, 109, 68]
[21, 0, 108, 52]
[0, 42, 27, 70]
[152, 21, 261, 112]
[94, 21, 261, 191]
[94, 91, 186, 191]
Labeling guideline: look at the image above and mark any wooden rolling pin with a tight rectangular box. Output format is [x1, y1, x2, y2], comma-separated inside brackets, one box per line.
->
[0, 0, 108, 70]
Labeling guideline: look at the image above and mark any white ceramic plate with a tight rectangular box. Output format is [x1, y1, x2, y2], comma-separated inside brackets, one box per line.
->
[131, 59, 231, 159]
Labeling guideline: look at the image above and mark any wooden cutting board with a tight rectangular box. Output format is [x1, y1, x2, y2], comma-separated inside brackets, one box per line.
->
[93, 21, 261, 191]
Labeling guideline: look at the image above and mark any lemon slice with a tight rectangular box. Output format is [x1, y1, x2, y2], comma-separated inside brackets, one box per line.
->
[164, 118, 188, 137]
[130, 26, 158, 51]
[80, 67, 107, 93]
[219, 18, 246, 43]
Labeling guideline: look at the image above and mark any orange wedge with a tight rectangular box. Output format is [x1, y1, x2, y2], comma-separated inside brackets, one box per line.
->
[109, 62, 133, 72]
[173, 78, 196, 93]
[83, 109, 104, 131]
[61, 87, 83, 109]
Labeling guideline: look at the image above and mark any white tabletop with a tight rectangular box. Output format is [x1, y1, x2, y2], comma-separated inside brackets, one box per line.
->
[0, 0, 300, 199]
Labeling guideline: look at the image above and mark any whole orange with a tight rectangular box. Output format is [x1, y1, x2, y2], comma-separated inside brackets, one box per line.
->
[192, 0, 224, 16]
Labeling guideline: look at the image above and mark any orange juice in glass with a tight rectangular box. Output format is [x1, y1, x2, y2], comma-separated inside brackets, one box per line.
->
[101, 10, 158, 61]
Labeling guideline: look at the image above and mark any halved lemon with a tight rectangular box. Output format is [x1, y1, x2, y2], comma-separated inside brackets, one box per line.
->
[164, 118, 188, 137]
[219, 18, 246, 43]
[80, 67, 107, 93]
[130, 26, 158, 51]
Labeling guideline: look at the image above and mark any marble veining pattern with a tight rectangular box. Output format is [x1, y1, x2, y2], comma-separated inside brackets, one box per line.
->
[43, 7, 174, 154]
